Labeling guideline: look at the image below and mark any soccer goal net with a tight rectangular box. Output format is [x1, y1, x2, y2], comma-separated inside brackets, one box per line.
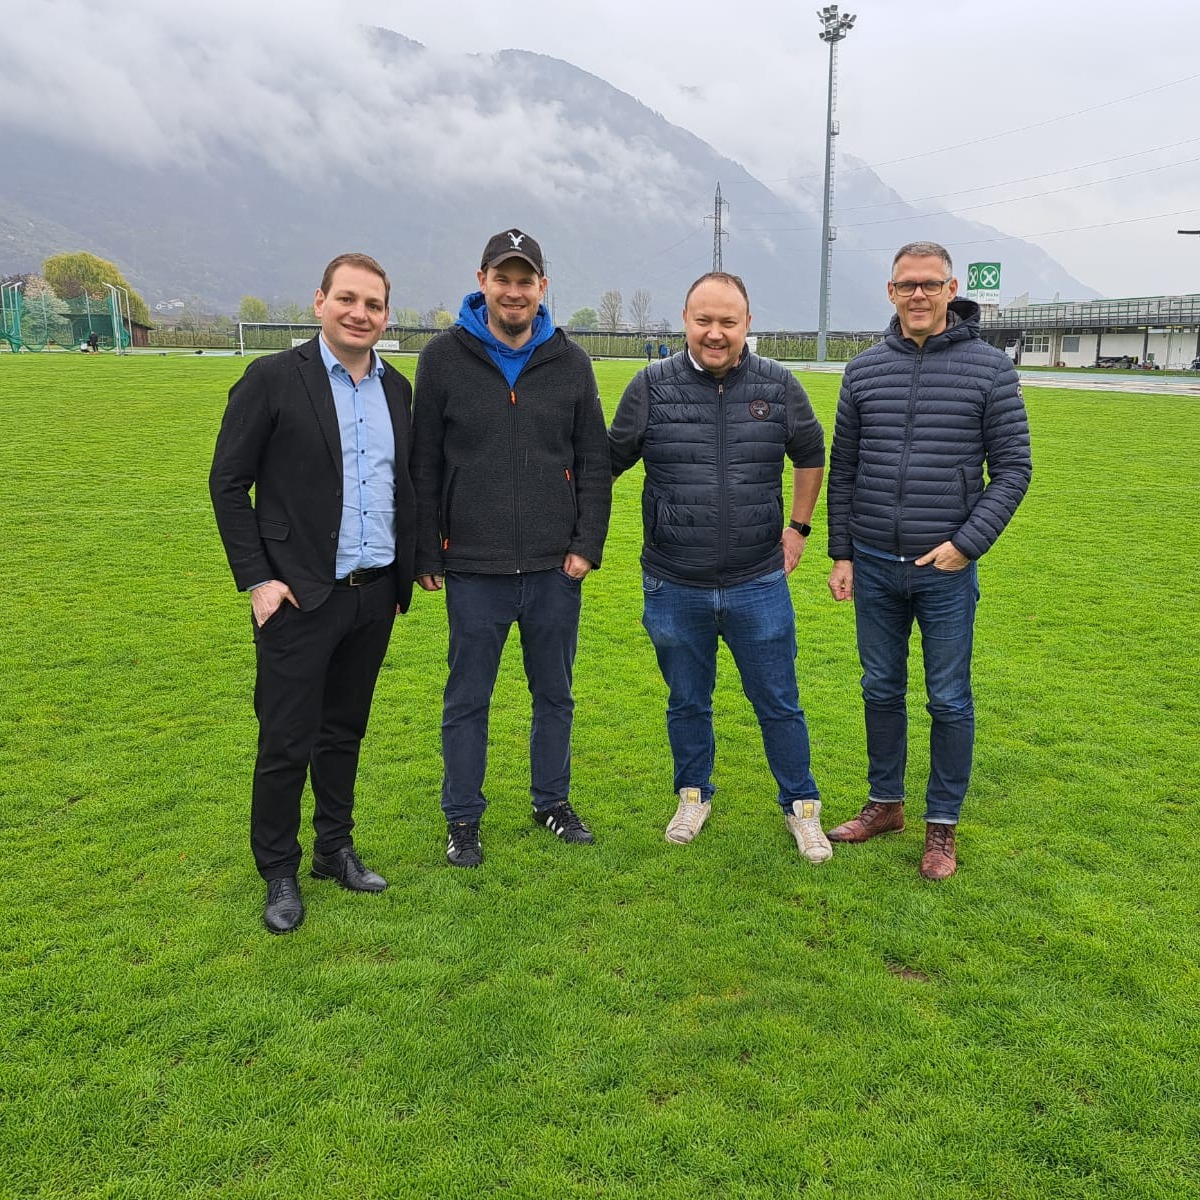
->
[236, 322, 434, 356]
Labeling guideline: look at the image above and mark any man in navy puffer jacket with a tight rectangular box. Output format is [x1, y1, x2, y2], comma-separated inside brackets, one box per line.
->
[609, 272, 833, 864]
[826, 241, 1031, 880]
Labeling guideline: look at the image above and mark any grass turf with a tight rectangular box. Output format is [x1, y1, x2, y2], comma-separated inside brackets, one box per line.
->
[1, 354, 1197, 1198]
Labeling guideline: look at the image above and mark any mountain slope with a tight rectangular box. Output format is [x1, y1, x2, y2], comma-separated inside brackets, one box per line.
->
[0, 31, 1097, 328]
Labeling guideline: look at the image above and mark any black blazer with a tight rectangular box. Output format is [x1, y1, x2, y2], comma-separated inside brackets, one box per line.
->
[210, 337, 416, 613]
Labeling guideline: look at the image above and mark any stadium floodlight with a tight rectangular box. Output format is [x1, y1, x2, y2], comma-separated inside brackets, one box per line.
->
[815, 5, 856, 363]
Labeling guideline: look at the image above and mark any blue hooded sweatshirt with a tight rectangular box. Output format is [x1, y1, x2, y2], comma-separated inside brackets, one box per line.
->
[455, 291, 555, 388]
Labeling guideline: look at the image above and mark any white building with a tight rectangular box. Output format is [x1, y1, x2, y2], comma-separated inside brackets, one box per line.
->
[981, 295, 1200, 369]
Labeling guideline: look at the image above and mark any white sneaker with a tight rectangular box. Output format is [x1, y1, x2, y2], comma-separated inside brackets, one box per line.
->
[665, 787, 710, 844]
[786, 798, 833, 864]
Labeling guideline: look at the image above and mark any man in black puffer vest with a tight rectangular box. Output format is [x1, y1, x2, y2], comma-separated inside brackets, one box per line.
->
[609, 272, 833, 864]
[826, 241, 1032, 880]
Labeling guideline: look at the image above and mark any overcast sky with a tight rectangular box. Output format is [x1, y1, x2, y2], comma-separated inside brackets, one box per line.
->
[4, 0, 1198, 300]
[368, 0, 1200, 299]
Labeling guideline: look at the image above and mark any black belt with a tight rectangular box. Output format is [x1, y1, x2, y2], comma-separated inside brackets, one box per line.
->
[334, 565, 391, 587]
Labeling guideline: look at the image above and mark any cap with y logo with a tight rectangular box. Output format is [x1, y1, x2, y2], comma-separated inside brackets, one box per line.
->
[480, 229, 545, 275]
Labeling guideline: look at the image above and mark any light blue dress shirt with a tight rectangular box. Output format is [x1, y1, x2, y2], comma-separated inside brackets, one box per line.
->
[318, 336, 397, 578]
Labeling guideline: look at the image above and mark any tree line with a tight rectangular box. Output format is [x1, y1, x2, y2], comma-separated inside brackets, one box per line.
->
[566, 289, 667, 333]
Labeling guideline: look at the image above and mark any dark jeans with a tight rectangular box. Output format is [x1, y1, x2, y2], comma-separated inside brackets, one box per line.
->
[852, 552, 979, 824]
[251, 574, 397, 880]
[441, 569, 581, 822]
[641, 568, 819, 810]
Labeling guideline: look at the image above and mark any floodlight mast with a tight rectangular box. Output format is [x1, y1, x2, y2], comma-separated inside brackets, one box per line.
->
[816, 5, 855, 363]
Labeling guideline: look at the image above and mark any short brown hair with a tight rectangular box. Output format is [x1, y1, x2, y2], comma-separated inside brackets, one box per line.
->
[320, 253, 390, 307]
[684, 271, 750, 311]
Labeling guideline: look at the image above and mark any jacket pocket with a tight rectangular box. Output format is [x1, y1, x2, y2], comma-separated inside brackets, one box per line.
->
[440, 468, 459, 541]
[258, 520, 290, 541]
[642, 489, 662, 546]
[562, 466, 578, 526]
[958, 465, 981, 516]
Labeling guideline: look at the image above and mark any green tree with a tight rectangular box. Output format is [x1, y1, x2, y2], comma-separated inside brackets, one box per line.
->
[423, 306, 454, 329]
[567, 307, 599, 331]
[42, 251, 151, 327]
[17, 275, 72, 348]
[393, 307, 422, 327]
[238, 296, 270, 322]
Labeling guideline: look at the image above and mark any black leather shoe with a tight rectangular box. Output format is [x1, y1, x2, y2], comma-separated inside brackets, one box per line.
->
[311, 845, 388, 892]
[264, 876, 304, 934]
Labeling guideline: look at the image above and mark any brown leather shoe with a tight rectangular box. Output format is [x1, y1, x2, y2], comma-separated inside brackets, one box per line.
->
[920, 823, 957, 880]
[826, 800, 905, 843]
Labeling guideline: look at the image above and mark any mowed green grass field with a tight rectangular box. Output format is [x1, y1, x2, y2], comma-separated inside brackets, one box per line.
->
[1, 353, 1197, 1199]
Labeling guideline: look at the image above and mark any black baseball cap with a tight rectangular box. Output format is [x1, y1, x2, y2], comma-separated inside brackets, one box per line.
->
[480, 229, 545, 276]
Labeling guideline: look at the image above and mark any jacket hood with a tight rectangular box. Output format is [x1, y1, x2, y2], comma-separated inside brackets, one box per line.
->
[885, 296, 981, 353]
[456, 291, 555, 359]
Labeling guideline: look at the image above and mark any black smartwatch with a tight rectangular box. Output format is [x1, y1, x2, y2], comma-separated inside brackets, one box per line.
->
[788, 520, 812, 537]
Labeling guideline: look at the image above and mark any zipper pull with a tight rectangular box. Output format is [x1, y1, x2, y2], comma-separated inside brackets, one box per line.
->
[510, 389, 517, 405]
[564, 467, 572, 483]
[442, 537, 449, 550]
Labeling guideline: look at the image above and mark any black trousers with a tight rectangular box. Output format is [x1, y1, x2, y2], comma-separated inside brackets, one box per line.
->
[249, 574, 397, 880]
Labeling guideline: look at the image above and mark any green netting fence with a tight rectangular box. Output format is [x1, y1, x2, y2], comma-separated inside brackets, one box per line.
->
[1, 288, 131, 352]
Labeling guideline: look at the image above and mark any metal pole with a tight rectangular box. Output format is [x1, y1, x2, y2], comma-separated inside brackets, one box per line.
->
[815, 7, 855, 363]
[816, 38, 837, 362]
[9, 282, 23, 348]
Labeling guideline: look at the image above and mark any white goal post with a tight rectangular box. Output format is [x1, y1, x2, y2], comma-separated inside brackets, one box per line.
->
[235, 321, 425, 356]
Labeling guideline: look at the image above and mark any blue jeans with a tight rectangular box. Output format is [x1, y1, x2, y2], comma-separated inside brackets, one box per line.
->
[851, 553, 980, 824]
[441, 570, 581, 822]
[641, 569, 819, 810]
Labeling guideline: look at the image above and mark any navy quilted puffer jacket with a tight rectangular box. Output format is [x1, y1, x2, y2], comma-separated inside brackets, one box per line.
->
[827, 299, 1031, 562]
[609, 351, 825, 586]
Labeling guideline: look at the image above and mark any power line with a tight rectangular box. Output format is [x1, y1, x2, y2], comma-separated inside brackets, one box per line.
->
[848, 72, 1200, 174]
[837, 207, 1200, 253]
[728, 71, 1200, 188]
[737, 156, 1200, 234]
[735, 136, 1200, 218]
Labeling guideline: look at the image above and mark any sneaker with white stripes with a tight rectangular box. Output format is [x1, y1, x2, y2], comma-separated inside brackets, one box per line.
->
[532, 800, 595, 845]
[446, 821, 483, 868]
[786, 798, 833, 864]
[665, 787, 710, 845]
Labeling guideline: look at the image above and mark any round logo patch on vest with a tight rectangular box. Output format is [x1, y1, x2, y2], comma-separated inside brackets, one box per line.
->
[749, 398, 770, 420]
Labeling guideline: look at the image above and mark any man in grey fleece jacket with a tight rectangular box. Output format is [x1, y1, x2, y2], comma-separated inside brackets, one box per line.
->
[411, 229, 612, 868]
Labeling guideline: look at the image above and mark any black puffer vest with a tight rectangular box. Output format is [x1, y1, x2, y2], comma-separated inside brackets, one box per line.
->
[640, 353, 796, 586]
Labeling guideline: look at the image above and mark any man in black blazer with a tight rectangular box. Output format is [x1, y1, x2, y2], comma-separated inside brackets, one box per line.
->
[210, 253, 415, 933]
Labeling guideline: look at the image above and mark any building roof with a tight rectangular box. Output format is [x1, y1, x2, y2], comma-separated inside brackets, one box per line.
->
[983, 294, 1200, 331]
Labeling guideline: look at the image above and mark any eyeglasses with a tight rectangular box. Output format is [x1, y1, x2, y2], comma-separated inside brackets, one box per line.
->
[891, 279, 950, 297]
